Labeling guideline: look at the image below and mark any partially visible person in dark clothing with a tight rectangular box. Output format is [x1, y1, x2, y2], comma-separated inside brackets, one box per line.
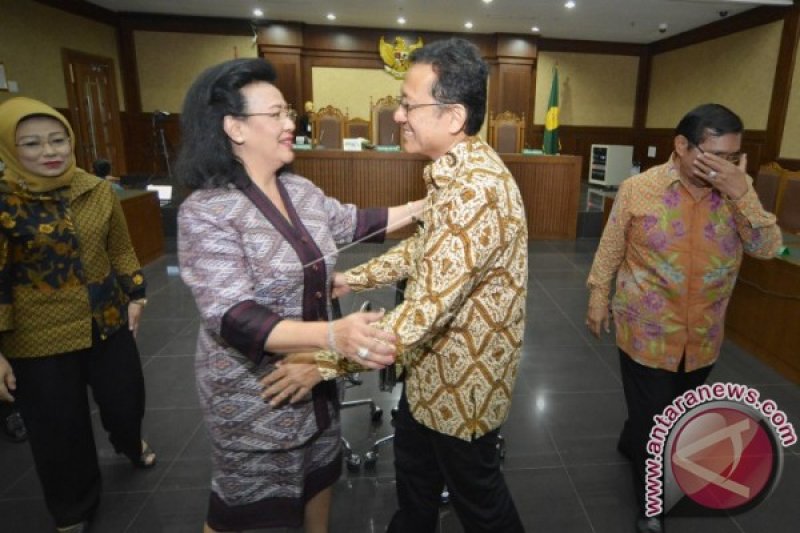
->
[92, 158, 124, 192]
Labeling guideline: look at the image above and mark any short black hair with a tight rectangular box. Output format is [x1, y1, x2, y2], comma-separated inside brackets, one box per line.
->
[409, 38, 488, 135]
[675, 103, 743, 146]
[175, 58, 278, 190]
[92, 158, 111, 178]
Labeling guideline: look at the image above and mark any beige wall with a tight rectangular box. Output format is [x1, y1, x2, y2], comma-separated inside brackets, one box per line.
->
[0, 0, 122, 108]
[135, 31, 257, 113]
[534, 52, 639, 127]
[648, 21, 782, 130]
[780, 43, 800, 159]
[311, 67, 402, 119]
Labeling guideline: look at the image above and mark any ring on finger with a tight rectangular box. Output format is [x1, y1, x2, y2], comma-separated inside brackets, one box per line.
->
[356, 346, 370, 359]
[708, 170, 718, 180]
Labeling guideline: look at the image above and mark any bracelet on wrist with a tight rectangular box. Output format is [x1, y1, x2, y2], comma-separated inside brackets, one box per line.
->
[327, 321, 337, 352]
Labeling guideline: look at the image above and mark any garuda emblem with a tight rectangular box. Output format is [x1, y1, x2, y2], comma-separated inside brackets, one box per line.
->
[379, 36, 424, 79]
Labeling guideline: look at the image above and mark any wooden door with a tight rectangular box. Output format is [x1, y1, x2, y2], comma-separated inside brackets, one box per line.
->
[62, 49, 126, 174]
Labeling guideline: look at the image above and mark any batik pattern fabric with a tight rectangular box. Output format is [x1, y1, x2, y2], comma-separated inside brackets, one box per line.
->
[0, 173, 145, 358]
[316, 137, 528, 442]
[178, 172, 386, 529]
[587, 157, 781, 372]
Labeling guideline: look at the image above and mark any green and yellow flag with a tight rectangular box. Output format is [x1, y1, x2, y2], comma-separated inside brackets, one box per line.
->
[543, 67, 559, 155]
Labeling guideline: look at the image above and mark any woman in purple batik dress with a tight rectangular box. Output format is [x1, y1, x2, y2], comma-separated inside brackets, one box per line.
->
[175, 58, 423, 533]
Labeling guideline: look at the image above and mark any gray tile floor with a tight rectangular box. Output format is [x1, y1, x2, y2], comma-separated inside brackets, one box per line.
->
[1, 239, 798, 532]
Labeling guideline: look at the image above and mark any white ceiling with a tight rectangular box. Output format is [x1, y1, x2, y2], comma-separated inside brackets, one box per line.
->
[86, 0, 794, 44]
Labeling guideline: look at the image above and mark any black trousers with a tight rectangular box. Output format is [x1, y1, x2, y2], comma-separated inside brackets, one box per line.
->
[387, 388, 524, 533]
[618, 349, 712, 513]
[10, 325, 146, 527]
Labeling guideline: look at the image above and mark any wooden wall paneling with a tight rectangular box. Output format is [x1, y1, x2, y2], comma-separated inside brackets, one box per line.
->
[496, 34, 538, 60]
[261, 51, 303, 111]
[777, 158, 800, 170]
[116, 12, 252, 35]
[119, 190, 165, 265]
[121, 111, 182, 176]
[740, 132, 767, 175]
[764, 6, 800, 163]
[33, 0, 117, 25]
[117, 21, 142, 114]
[635, 128, 675, 171]
[493, 34, 537, 139]
[259, 22, 508, 106]
[496, 63, 533, 121]
[487, 61, 500, 121]
[296, 24, 497, 57]
[120, 111, 149, 175]
[538, 38, 644, 56]
[257, 23, 304, 47]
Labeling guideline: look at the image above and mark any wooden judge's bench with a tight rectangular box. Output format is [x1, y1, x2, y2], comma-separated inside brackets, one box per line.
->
[292, 149, 582, 240]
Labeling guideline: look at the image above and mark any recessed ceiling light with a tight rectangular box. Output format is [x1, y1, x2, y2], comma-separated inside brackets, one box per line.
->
[464, 21, 474, 29]
[398, 16, 406, 25]
[565, 1, 576, 8]
[326, 13, 336, 21]
[531, 26, 540, 33]
[482, 0, 493, 4]
[253, 8, 263, 17]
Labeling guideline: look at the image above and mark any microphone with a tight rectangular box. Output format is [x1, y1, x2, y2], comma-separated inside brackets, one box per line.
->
[317, 128, 325, 149]
[390, 131, 395, 146]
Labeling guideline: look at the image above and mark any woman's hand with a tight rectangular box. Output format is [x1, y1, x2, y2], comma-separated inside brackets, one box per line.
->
[331, 272, 351, 299]
[260, 353, 322, 406]
[329, 310, 396, 369]
[0, 354, 17, 403]
[128, 302, 144, 338]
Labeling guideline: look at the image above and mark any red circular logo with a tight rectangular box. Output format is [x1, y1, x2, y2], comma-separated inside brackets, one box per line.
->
[670, 407, 776, 510]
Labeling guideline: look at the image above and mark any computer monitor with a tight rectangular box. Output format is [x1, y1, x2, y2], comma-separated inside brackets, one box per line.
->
[146, 184, 173, 204]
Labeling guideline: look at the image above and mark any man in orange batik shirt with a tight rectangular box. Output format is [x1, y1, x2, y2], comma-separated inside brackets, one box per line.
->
[586, 103, 782, 533]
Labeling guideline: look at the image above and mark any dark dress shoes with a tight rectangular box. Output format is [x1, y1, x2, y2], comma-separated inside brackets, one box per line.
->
[56, 521, 89, 533]
[636, 514, 664, 533]
[1, 411, 27, 443]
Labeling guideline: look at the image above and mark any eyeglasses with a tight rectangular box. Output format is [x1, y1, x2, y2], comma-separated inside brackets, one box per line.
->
[397, 98, 450, 115]
[692, 144, 742, 165]
[15, 135, 71, 156]
[239, 107, 298, 122]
